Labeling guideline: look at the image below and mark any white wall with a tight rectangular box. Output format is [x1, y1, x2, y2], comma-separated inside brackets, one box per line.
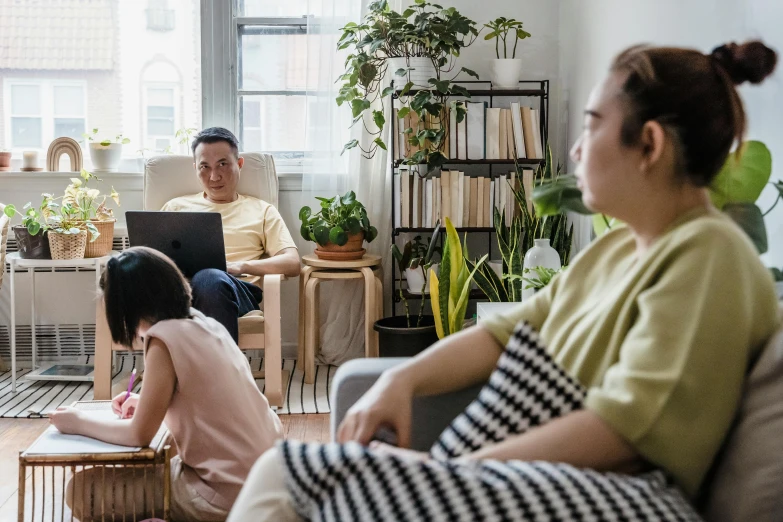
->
[559, 0, 783, 265]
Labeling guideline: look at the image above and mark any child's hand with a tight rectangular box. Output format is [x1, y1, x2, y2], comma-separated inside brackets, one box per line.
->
[49, 407, 84, 434]
[112, 392, 140, 419]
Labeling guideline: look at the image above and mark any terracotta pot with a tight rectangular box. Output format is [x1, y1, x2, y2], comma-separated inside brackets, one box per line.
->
[0, 151, 11, 171]
[84, 219, 115, 258]
[314, 232, 365, 261]
[12, 226, 51, 259]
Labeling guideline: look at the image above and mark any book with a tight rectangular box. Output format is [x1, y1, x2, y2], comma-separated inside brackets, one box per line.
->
[531, 109, 544, 158]
[509, 170, 517, 223]
[466, 101, 487, 160]
[488, 178, 495, 227]
[469, 177, 478, 227]
[457, 110, 467, 160]
[409, 111, 421, 155]
[476, 177, 485, 228]
[450, 170, 462, 227]
[425, 178, 433, 228]
[401, 170, 411, 228]
[485, 108, 502, 160]
[434, 177, 441, 224]
[393, 172, 401, 229]
[522, 169, 535, 214]
[505, 109, 515, 159]
[441, 170, 451, 224]
[510, 102, 526, 159]
[521, 106, 537, 159]
[462, 175, 471, 227]
[412, 173, 420, 227]
[498, 109, 509, 160]
[449, 105, 458, 159]
[497, 173, 506, 224]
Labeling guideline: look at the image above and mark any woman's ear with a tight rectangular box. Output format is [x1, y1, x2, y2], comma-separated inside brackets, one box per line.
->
[638, 120, 668, 174]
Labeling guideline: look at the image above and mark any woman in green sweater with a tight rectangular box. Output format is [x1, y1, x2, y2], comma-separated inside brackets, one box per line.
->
[230, 40, 780, 521]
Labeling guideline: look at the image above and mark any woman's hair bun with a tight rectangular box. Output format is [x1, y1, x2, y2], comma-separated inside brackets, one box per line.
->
[710, 40, 778, 85]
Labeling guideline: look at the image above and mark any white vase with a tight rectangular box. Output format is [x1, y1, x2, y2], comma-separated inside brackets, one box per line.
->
[89, 143, 123, 173]
[388, 57, 437, 89]
[405, 263, 439, 294]
[489, 59, 523, 90]
[522, 238, 561, 300]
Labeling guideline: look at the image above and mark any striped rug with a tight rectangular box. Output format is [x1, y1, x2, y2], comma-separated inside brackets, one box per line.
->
[0, 355, 334, 418]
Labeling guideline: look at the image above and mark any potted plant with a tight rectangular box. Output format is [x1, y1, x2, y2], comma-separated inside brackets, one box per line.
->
[82, 128, 130, 173]
[45, 193, 100, 261]
[0, 149, 11, 171]
[61, 169, 120, 258]
[430, 217, 487, 339]
[299, 191, 378, 261]
[375, 221, 442, 357]
[336, 0, 479, 171]
[483, 17, 532, 89]
[3, 199, 52, 259]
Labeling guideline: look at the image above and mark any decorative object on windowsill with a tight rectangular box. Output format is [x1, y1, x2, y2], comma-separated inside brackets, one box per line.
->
[378, 222, 442, 357]
[21, 150, 43, 171]
[3, 201, 52, 259]
[46, 137, 83, 172]
[533, 140, 776, 255]
[82, 128, 130, 173]
[0, 150, 11, 171]
[430, 217, 487, 339]
[521, 238, 561, 299]
[337, 0, 479, 172]
[484, 17, 532, 89]
[470, 146, 574, 303]
[299, 191, 378, 261]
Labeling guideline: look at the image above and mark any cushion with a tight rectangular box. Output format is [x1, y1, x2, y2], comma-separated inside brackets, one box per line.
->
[702, 316, 783, 521]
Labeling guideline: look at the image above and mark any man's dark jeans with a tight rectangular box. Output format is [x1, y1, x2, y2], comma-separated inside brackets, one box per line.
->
[190, 268, 263, 343]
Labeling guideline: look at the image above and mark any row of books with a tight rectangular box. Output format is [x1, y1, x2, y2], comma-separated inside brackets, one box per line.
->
[394, 169, 536, 229]
[393, 102, 545, 161]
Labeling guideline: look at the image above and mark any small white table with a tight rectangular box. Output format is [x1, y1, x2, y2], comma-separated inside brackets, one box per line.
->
[8, 251, 118, 392]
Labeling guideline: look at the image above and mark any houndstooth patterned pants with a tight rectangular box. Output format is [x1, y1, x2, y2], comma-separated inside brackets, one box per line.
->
[279, 322, 702, 521]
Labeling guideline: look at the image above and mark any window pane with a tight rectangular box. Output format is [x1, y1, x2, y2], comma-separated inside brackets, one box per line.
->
[148, 106, 175, 118]
[148, 118, 175, 136]
[155, 138, 171, 151]
[148, 88, 174, 106]
[240, 30, 313, 91]
[11, 117, 43, 147]
[239, 0, 318, 17]
[54, 118, 86, 140]
[240, 95, 307, 153]
[53, 86, 85, 115]
[11, 85, 41, 115]
[243, 100, 261, 127]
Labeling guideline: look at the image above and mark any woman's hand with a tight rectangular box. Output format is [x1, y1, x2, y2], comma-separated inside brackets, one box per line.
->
[337, 372, 414, 448]
[112, 392, 140, 419]
[49, 406, 84, 435]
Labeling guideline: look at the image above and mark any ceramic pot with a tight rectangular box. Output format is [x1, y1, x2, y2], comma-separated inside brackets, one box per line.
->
[489, 59, 523, 90]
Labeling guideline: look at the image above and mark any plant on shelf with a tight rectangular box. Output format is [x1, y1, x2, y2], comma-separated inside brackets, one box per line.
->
[483, 17, 532, 89]
[299, 191, 378, 260]
[391, 221, 442, 327]
[3, 198, 53, 259]
[336, 0, 479, 171]
[82, 128, 130, 173]
[430, 217, 487, 338]
[470, 145, 574, 302]
[533, 140, 774, 254]
[82, 129, 131, 147]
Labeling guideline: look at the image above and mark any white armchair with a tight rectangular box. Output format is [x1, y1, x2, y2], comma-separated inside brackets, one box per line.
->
[92, 153, 290, 406]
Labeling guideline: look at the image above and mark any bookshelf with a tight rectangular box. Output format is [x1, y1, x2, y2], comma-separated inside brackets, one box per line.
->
[390, 80, 549, 313]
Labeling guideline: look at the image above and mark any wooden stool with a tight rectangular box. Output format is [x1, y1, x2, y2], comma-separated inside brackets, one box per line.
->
[297, 254, 383, 384]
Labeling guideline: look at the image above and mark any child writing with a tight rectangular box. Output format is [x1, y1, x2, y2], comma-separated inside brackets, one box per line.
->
[50, 246, 283, 521]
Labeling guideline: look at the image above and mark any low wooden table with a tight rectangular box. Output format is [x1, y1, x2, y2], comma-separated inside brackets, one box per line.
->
[18, 401, 172, 522]
[297, 254, 383, 384]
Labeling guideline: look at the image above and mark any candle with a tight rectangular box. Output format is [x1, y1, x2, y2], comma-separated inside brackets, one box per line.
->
[22, 151, 38, 169]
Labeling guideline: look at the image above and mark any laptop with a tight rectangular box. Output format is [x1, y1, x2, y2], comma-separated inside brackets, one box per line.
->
[125, 211, 226, 278]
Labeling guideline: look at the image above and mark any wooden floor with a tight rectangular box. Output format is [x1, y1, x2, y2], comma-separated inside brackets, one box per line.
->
[0, 414, 331, 521]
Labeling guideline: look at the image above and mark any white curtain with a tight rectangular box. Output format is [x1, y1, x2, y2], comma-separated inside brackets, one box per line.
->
[301, 0, 398, 365]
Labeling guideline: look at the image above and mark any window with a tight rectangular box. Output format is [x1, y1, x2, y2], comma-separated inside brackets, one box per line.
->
[5, 80, 86, 149]
[0, 0, 200, 168]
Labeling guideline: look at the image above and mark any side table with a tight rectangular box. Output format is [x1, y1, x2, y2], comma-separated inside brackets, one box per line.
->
[297, 254, 383, 384]
[8, 252, 119, 393]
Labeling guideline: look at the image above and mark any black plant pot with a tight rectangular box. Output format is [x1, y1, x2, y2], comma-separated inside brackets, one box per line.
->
[12, 226, 51, 259]
[374, 315, 439, 358]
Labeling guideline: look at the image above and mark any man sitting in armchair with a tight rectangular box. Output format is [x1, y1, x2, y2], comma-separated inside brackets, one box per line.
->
[161, 127, 300, 342]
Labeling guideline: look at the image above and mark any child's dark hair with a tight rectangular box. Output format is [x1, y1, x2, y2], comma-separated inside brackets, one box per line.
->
[100, 247, 191, 347]
[191, 127, 240, 158]
[611, 40, 777, 187]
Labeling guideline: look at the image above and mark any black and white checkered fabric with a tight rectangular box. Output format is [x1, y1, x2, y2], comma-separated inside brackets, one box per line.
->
[279, 322, 702, 521]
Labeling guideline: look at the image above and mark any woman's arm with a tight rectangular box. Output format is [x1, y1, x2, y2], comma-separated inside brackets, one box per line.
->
[50, 338, 176, 447]
[462, 410, 641, 472]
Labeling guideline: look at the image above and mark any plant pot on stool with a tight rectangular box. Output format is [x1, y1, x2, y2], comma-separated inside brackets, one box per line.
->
[12, 226, 51, 259]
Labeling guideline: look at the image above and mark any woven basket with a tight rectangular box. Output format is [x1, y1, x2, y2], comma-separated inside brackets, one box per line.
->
[84, 219, 115, 258]
[48, 230, 87, 260]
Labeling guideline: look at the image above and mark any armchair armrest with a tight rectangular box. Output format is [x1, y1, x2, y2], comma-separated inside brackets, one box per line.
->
[242, 273, 289, 286]
[330, 358, 485, 451]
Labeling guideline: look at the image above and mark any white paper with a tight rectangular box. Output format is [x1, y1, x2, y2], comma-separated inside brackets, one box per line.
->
[26, 410, 142, 455]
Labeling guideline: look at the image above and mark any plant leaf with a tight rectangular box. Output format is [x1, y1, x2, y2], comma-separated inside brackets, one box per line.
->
[430, 269, 445, 339]
[710, 140, 772, 209]
[723, 203, 768, 253]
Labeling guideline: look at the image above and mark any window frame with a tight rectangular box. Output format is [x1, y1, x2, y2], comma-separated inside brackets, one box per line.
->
[3, 79, 87, 152]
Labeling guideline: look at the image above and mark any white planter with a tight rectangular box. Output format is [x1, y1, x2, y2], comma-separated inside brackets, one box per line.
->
[405, 263, 438, 294]
[388, 57, 437, 89]
[489, 59, 523, 90]
[522, 238, 561, 300]
[488, 260, 503, 280]
[89, 143, 123, 173]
